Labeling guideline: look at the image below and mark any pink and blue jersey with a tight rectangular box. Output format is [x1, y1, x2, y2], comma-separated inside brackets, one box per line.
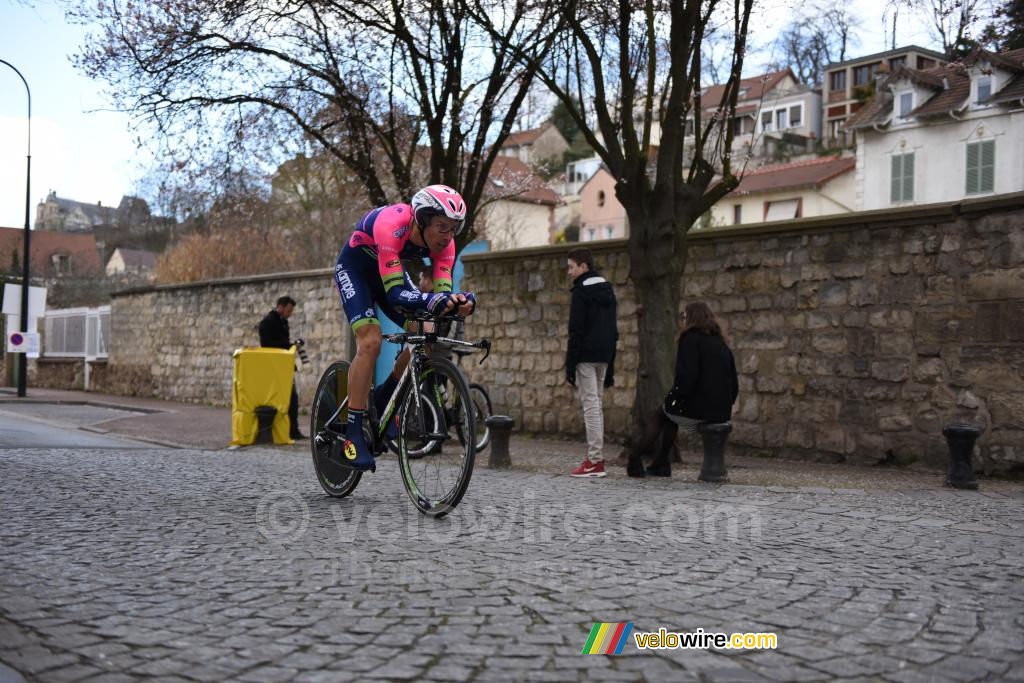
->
[335, 204, 456, 330]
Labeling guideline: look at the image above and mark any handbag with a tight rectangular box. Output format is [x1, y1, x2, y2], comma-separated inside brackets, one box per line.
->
[663, 389, 685, 417]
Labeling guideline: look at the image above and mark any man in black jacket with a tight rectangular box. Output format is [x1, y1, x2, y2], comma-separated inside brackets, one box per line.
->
[565, 248, 618, 478]
[258, 296, 305, 440]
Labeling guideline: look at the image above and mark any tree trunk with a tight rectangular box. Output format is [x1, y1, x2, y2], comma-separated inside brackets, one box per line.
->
[623, 201, 688, 432]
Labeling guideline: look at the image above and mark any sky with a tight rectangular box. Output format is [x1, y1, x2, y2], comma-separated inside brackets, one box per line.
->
[0, 0, 936, 229]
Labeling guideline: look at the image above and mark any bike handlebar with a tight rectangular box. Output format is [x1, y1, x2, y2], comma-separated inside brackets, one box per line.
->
[382, 332, 492, 364]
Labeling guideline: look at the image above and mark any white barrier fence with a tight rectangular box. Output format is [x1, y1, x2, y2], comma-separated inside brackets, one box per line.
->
[43, 306, 110, 389]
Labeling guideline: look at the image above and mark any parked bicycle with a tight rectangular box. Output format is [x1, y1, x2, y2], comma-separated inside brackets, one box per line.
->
[310, 311, 491, 517]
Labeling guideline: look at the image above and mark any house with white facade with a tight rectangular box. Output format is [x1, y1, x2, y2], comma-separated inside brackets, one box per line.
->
[696, 69, 823, 163]
[821, 45, 946, 147]
[477, 155, 562, 250]
[708, 156, 856, 227]
[844, 47, 1024, 210]
[497, 123, 569, 170]
[106, 247, 158, 280]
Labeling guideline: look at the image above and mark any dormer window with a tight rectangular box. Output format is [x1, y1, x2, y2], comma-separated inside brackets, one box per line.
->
[898, 92, 914, 119]
[976, 76, 992, 104]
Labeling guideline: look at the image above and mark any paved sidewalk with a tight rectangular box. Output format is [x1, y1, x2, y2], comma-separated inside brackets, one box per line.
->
[1, 386, 1021, 493]
[0, 387, 231, 450]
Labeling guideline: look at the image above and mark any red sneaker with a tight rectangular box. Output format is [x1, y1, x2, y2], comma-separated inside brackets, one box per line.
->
[570, 459, 606, 478]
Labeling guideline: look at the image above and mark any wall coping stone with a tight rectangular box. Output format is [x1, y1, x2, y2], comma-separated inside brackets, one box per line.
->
[112, 268, 334, 298]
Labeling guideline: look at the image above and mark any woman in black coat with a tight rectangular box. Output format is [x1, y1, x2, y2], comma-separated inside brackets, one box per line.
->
[626, 301, 739, 478]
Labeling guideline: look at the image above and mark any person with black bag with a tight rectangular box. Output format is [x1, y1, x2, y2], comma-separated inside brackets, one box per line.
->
[626, 301, 738, 478]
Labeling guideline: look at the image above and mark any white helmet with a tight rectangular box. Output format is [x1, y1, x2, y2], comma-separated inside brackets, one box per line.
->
[411, 184, 467, 235]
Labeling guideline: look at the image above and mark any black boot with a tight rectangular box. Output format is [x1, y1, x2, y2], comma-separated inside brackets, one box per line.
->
[645, 461, 671, 477]
[626, 453, 646, 478]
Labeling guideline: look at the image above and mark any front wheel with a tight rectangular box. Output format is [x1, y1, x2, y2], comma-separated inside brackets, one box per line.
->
[396, 357, 475, 517]
[310, 361, 362, 498]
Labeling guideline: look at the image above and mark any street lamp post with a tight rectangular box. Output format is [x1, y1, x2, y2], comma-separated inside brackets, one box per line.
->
[0, 59, 32, 397]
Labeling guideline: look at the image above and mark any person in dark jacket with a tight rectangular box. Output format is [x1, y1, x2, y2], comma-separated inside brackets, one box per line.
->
[626, 301, 738, 478]
[258, 296, 305, 440]
[565, 248, 618, 478]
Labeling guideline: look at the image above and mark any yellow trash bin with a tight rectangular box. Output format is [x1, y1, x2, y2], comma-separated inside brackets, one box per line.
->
[229, 346, 297, 447]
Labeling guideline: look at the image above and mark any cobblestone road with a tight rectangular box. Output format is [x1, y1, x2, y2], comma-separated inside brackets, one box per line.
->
[1, 446, 1022, 682]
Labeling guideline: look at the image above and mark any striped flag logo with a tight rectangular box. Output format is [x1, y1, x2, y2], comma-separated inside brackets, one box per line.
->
[582, 622, 634, 655]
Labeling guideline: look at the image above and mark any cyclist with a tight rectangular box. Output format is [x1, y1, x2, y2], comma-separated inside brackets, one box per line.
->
[333, 184, 476, 472]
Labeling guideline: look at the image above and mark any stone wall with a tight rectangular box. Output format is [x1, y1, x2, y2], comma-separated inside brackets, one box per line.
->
[460, 193, 1023, 474]
[99, 193, 1023, 473]
[105, 270, 350, 408]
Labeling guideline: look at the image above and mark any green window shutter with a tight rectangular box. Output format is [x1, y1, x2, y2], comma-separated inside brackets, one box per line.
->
[891, 155, 902, 202]
[966, 142, 980, 194]
[903, 153, 915, 201]
[980, 140, 995, 192]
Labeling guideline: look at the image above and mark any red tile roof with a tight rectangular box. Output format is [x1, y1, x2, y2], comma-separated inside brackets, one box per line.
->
[485, 156, 562, 206]
[730, 156, 855, 196]
[501, 124, 551, 148]
[0, 227, 102, 278]
[699, 69, 795, 110]
[987, 74, 1024, 104]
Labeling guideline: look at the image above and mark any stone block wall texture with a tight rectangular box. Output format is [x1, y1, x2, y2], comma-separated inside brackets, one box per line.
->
[459, 194, 1023, 474]
[102, 194, 1023, 473]
[104, 270, 350, 411]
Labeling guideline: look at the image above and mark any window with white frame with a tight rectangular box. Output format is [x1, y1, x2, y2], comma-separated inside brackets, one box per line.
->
[605, 226, 614, 239]
[965, 140, 995, 194]
[764, 198, 800, 221]
[776, 108, 788, 129]
[890, 152, 915, 203]
[761, 111, 773, 132]
[789, 105, 802, 127]
[898, 92, 914, 119]
[976, 76, 992, 104]
[587, 228, 596, 241]
[733, 204, 742, 225]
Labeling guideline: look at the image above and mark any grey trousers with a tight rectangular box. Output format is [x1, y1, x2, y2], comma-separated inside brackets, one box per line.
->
[576, 362, 608, 462]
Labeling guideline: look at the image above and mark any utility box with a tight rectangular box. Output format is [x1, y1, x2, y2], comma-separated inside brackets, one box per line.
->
[229, 347, 296, 446]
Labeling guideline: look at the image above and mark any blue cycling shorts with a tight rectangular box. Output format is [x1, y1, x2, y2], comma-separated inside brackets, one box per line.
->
[334, 243, 417, 331]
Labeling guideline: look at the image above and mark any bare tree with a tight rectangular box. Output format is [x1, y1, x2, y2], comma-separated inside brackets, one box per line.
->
[775, 2, 860, 85]
[472, 0, 755, 427]
[923, 0, 987, 56]
[71, 0, 564, 252]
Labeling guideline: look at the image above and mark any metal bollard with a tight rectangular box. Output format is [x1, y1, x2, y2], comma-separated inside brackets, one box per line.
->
[942, 423, 980, 490]
[485, 415, 515, 469]
[697, 422, 732, 483]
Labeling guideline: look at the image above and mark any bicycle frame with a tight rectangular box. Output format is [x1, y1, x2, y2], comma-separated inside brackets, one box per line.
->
[379, 320, 490, 445]
[318, 316, 490, 450]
